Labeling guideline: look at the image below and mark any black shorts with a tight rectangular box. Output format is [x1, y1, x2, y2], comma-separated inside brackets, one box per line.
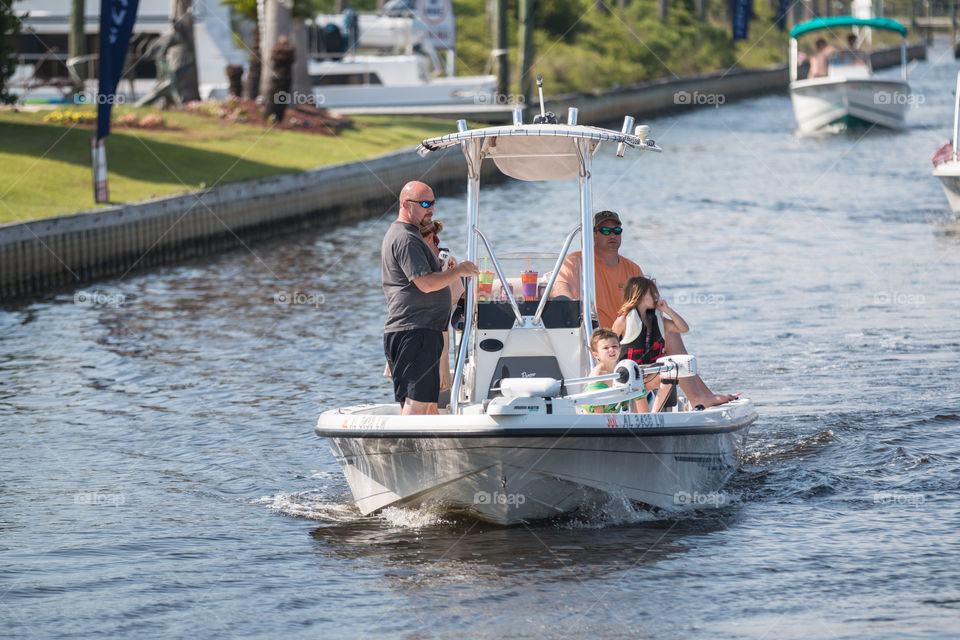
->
[384, 328, 444, 406]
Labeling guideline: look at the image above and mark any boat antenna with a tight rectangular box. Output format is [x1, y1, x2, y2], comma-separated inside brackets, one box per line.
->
[532, 74, 558, 124]
[537, 74, 546, 119]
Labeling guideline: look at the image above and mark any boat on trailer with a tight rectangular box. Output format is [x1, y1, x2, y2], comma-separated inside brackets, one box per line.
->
[315, 94, 758, 525]
[931, 71, 960, 215]
[789, 16, 911, 134]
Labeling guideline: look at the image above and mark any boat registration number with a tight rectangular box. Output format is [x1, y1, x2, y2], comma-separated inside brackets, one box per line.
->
[608, 414, 665, 428]
[342, 416, 389, 430]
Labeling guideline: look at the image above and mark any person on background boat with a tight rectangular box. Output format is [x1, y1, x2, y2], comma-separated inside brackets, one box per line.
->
[581, 328, 652, 414]
[809, 38, 837, 78]
[612, 276, 691, 413]
[381, 182, 478, 415]
[551, 210, 738, 409]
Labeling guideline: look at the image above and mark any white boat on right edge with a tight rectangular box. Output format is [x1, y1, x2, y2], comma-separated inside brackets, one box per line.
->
[932, 72, 960, 215]
[789, 17, 911, 134]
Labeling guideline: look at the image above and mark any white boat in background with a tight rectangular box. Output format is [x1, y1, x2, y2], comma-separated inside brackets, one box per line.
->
[307, 11, 499, 118]
[12, 0, 247, 102]
[12, 0, 503, 118]
[789, 16, 911, 134]
[314, 95, 758, 526]
[932, 72, 960, 215]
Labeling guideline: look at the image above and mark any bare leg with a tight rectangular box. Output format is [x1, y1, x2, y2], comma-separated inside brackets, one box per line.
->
[632, 395, 650, 413]
[402, 398, 438, 415]
[663, 332, 739, 409]
[651, 383, 674, 413]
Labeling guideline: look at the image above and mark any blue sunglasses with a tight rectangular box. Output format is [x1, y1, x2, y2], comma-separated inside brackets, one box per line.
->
[595, 226, 622, 235]
[406, 199, 435, 209]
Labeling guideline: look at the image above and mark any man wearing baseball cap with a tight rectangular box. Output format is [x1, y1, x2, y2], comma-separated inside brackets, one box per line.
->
[553, 210, 737, 409]
[553, 210, 643, 328]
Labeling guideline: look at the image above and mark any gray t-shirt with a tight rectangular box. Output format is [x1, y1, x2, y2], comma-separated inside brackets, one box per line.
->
[381, 220, 450, 333]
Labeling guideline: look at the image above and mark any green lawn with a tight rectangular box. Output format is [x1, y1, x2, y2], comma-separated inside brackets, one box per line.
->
[0, 107, 456, 223]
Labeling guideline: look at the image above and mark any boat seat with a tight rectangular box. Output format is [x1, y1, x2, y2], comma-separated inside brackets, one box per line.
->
[487, 355, 564, 399]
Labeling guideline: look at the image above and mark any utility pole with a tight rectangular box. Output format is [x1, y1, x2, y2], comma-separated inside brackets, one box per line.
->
[658, 0, 668, 21]
[697, 0, 707, 22]
[70, 0, 85, 80]
[519, 0, 534, 119]
[491, 0, 508, 98]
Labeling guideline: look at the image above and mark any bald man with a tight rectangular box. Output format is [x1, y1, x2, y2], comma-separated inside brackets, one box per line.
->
[381, 182, 479, 415]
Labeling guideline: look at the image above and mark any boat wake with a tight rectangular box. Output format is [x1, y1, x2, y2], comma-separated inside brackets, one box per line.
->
[262, 488, 729, 530]
[743, 428, 835, 465]
[257, 489, 363, 523]
[560, 492, 670, 529]
[260, 491, 465, 528]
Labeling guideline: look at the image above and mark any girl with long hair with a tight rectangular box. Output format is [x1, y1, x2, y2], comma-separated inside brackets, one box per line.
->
[611, 276, 689, 412]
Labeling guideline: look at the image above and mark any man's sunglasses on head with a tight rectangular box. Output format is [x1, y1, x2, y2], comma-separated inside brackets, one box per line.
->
[595, 226, 622, 236]
[406, 199, 435, 209]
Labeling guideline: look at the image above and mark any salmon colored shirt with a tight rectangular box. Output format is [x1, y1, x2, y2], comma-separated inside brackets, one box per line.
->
[551, 251, 644, 328]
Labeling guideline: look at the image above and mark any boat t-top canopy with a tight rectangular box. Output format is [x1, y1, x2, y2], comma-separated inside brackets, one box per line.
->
[418, 123, 660, 181]
[418, 109, 661, 412]
[790, 16, 908, 39]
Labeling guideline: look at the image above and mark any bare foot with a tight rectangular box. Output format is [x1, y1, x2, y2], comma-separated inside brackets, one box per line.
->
[689, 392, 741, 410]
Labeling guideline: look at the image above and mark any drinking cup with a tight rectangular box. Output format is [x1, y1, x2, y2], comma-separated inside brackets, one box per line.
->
[521, 270, 539, 301]
[478, 271, 494, 300]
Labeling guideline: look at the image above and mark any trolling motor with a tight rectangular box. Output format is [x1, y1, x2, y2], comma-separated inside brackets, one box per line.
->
[532, 74, 559, 125]
[487, 356, 699, 415]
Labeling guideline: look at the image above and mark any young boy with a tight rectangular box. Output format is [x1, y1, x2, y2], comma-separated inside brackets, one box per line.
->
[582, 328, 652, 414]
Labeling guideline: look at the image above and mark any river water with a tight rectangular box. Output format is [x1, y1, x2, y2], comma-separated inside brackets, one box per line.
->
[3, 46, 960, 639]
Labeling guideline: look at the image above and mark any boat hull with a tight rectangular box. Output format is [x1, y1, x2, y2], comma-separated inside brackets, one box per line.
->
[790, 77, 910, 133]
[933, 161, 960, 214]
[317, 401, 756, 525]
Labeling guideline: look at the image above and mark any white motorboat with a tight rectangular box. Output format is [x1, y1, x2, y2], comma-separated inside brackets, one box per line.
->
[931, 72, 960, 214]
[789, 17, 911, 134]
[307, 12, 500, 118]
[308, 53, 496, 113]
[315, 97, 758, 525]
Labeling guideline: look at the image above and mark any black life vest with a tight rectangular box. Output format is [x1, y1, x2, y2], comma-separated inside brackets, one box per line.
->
[618, 308, 666, 365]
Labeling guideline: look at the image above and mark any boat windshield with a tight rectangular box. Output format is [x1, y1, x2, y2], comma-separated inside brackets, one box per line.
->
[828, 50, 872, 78]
